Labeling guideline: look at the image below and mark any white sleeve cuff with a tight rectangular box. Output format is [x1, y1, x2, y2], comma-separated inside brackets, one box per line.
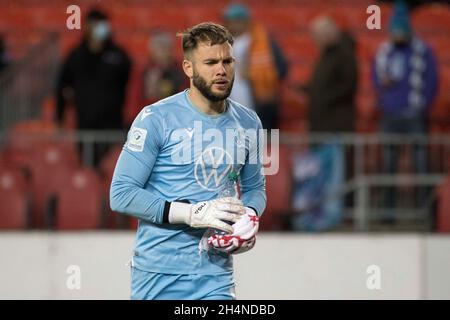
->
[168, 202, 191, 224]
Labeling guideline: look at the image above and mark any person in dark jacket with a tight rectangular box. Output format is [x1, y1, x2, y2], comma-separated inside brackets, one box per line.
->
[56, 9, 131, 165]
[296, 15, 358, 210]
[302, 15, 358, 133]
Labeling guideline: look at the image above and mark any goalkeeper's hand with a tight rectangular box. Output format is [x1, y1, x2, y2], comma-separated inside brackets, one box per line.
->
[168, 197, 245, 234]
[207, 207, 259, 254]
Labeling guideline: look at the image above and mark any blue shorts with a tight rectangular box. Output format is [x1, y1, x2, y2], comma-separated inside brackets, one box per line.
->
[130, 267, 236, 300]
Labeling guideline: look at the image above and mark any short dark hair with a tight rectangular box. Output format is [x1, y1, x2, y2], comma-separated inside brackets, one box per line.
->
[177, 22, 234, 56]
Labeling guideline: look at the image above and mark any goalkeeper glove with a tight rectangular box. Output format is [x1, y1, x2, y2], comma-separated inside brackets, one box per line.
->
[208, 207, 259, 254]
[168, 197, 245, 234]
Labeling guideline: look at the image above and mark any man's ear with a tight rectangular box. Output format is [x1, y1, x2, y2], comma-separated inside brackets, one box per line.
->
[182, 59, 193, 79]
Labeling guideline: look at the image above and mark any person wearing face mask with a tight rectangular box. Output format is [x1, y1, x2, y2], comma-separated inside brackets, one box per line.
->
[56, 8, 131, 166]
[372, 0, 438, 221]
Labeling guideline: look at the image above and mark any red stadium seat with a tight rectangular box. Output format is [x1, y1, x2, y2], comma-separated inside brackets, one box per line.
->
[185, 5, 221, 27]
[0, 168, 30, 229]
[30, 140, 79, 168]
[252, 6, 302, 32]
[280, 35, 318, 64]
[287, 62, 312, 86]
[412, 4, 450, 34]
[357, 34, 386, 63]
[129, 217, 139, 230]
[260, 144, 293, 231]
[356, 92, 379, 133]
[0, 166, 28, 191]
[436, 176, 450, 232]
[99, 144, 129, 228]
[29, 141, 79, 228]
[99, 145, 123, 182]
[3, 120, 58, 170]
[280, 86, 307, 123]
[55, 168, 103, 230]
[427, 36, 450, 64]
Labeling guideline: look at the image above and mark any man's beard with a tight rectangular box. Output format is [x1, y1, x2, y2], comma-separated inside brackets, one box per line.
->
[192, 71, 234, 102]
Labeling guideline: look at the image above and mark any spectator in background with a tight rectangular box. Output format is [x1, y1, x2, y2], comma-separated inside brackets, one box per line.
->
[56, 9, 131, 166]
[223, 3, 288, 130]
[140, 30, 185, 106]
[300, 15, 357, 133]
[295, 15, 357, 212]
[372, 1, 438, 215]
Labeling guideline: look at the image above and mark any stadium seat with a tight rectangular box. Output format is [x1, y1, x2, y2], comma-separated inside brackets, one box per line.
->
[30, 140, 79, 170]
[252, 6, 302, 32]
[99, 144, 129, 228]
[357, 35, 385, 63]
[412, 4, 450, 34]
[3, 120, 58, 170]
[55, 168, 104, 230]
[129, 217, 139, 230]
[260, 144, 293, 231]
[280, 86, 307, 123]
[436, 176, 450, 232]
[185, 5, 221, 27]
[0, 166, 28, 191]
[279, 119, 308, 135]
[40, 96, 77, 130]
[279, 35, 318, 64]
[0, 167, 30, 229]
[427, 36, 450, 64]
[29, 141, 79, 228]
[355, 92, 379, 133]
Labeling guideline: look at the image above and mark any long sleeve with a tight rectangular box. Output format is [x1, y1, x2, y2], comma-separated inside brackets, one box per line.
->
[110, 109, 167, 224]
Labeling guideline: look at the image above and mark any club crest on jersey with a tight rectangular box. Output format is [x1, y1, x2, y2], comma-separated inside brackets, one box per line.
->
[194, 147, 233, 191]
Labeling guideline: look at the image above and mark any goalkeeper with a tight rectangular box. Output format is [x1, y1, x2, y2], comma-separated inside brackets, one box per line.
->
[110, 22, 266, 300]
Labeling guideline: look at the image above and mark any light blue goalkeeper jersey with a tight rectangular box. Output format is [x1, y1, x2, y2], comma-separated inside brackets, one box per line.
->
[110, 89, 266, 275]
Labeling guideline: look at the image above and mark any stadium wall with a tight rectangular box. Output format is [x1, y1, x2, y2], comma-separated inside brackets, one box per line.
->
[0, 233, 449, 299]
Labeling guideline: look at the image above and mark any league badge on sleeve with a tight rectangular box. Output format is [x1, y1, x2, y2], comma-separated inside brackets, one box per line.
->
[127, 127, 147, 152]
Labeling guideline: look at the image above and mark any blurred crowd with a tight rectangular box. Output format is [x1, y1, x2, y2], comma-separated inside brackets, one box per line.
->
[0, 0, 449, 231]
[52, 1, 440, 147]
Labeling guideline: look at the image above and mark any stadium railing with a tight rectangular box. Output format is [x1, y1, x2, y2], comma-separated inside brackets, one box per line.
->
[0, 33, 60, 130]
[1, 130, 449, 231]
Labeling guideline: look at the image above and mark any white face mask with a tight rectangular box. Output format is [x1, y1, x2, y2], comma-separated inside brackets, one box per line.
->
[92, 21, 110, 41]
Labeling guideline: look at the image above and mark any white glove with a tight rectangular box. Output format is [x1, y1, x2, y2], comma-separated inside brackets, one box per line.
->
[169, 197, 245, 234]
[208, 207, 259, 254]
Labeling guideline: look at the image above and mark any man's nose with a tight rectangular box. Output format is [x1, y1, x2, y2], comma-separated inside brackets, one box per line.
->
[216, 63, 227, 75]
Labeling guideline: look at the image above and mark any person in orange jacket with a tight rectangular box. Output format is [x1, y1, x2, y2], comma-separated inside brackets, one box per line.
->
[223, 3, 288, 130]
